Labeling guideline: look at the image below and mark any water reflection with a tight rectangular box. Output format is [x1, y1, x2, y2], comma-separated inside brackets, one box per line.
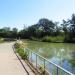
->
[69, 51, 75, 74]
[26, 40, 75, 74]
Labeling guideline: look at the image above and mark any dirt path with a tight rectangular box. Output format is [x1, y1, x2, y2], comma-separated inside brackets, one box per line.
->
[0, 42, 28, 75]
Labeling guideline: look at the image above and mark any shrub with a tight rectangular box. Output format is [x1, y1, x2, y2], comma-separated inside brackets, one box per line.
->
[14, 42, 20, 49]
[17, 48, 28, 60]
[41, 36, 52, 42]
[41, 36, 64, 42]
[14, 42, 28, 60]
[0, 38, 4, 43]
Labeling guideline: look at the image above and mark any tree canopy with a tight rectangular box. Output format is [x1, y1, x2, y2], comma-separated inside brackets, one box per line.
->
[0, 14, 75, 43]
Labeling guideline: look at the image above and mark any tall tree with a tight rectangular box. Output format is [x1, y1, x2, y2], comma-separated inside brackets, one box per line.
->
[61, 20, 69, 41]
[38, 18, 55, 36]
[12, 28, 18, 38]
[54, 22, 61, 36]
[70, 14, 75, 36]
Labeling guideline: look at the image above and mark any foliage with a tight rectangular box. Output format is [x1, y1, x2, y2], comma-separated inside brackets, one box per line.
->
[12, 28, 18, 38]
[38, 18, 55, 34]
[16, 48, 28, 60]
[69, 14, 75, 42]
[69, 59, 75, 67]
[41, 36, 64, 42]
[0, 14, 75, 43]
[42, 36, 52, 42]
[14, 42, 21, 49]
[38, 65, 49, 75]
[0, 38, 4, 43]
[14, 42, 28, 60]
[0, 27, 18, 38]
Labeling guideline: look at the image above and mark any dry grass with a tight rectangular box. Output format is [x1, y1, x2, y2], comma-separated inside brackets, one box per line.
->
[15, 40, 27, 49]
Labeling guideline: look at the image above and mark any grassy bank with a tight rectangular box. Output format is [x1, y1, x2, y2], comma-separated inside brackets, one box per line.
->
[41, 36, 64, 43]
[30, 36, 65, 43]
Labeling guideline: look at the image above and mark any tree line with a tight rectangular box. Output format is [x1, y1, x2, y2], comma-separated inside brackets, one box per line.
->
[0, 14, 75, 43]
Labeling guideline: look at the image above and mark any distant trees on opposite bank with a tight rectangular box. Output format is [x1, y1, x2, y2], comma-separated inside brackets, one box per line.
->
[0, 14, 75, 43]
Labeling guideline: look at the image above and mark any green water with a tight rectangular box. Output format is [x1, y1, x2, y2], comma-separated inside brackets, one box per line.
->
[25, 40, 75, 74]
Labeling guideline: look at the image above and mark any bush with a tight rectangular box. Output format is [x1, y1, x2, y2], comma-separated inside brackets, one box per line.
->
[16, 48, 28, 60]
[0, 38, 4, 43]
[14, 42, 20, 49]
[14, 42, 28, 60]
[41, 36, 64, 42]
[14, 41, 26, 48]
[42, 36, 51, 42]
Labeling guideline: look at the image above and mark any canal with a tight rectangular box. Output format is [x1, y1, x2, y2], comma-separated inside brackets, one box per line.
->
[24, 40, 75, 74]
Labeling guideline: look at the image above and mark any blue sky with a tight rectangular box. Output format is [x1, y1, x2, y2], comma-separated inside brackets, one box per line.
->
[0, 0, 75, 29]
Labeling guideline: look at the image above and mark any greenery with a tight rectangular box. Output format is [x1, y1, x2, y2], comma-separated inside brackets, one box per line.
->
[14, 42, 21, 49]
[38, 65, 49, 75]
[0, 38, 4, 43]
[14, 42, 28, 60]
[16, 48, 28, 60]
[0, 14, 75, 43]
[41, 36, 64, 42]
[70, 59, 75, 67]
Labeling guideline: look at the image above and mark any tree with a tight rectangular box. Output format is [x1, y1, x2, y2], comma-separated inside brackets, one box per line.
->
[38, 18, 55, 36]
[2, 27, 10, 32]
[12, 28, 18, 32]
[0, 27, 11, 38]
[70, 14, 75, 37]
[11, 28, 18, 38]
[61, 20, 69, 41]
[54, 22, 61, 36]
[27, 24, 39, 38]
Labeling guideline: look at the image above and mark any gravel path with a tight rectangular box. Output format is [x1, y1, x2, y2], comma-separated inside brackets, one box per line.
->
[0, 42, 28, 75]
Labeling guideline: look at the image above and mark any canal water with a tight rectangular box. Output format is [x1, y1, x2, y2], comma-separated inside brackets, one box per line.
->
[25, 40, 75, 74]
